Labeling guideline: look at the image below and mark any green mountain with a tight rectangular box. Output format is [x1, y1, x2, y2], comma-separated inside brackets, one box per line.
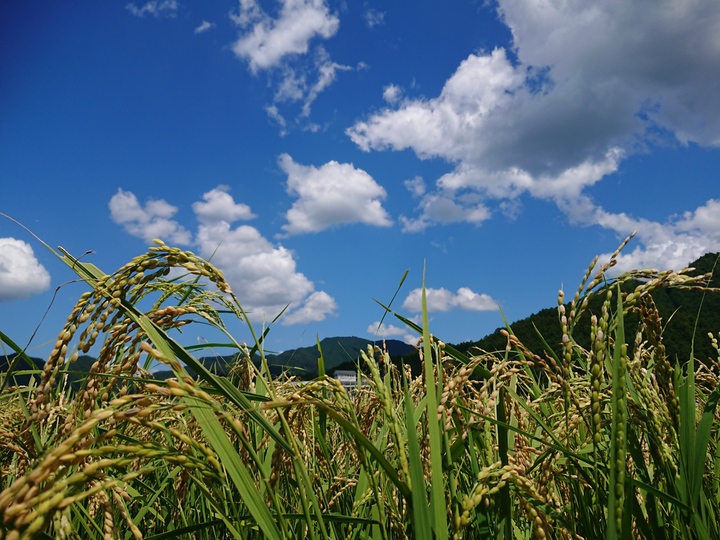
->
[151, 337, 417, 380]
[0, 353, 43, 387]
[265, 337, 416, 376]
[0, 353, 97, 388]
[1, 337, 416, 384]
[454, 252, 720, 367]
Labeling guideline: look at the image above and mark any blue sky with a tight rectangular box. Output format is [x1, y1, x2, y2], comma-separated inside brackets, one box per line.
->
[2, 0, 720, 358]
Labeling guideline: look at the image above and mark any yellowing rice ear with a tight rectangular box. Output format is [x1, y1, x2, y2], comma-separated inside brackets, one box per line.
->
[2, 235, 720, 540]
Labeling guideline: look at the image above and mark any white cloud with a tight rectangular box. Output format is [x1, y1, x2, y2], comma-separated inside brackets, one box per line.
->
[109, 189, 192, 245]
[382, 84, 402, 104]
[231, 0, 339, 73]
[194, 195, 337, 323]
[231, 0, 265, 28]
[300, 48, 352, 117]
[126, 0, 179, 18]
[281, 291, 337, 325]
[110, 188, 336, 325]
[349, 47, 627, 205]
[678, 199, 720, 235]
[0, 238, 51, 302]
[278, 154, 393, 235]
[400, 192, 490, 233]
[194, 20, 215, 34]
[499, 199, 522, 221]
[348, 49, 524, 163]
[366, 321, 416, 345]
[272, 47, 351, 118]
[264, 104, 289, 135]
[404, 176, 425, 198]
[454, 287, 499, 311]
[195, 220, 332, 322]
[402, 287, 499, 313]
[367, 321, 404, 337]
[347, 0, 720, 268]
[192, 185, 256, 224]
[274, 66, 306, 102]
[231, 1, 350, 129]
[589, 198, 720, 274]
[364, 9, 385, 28]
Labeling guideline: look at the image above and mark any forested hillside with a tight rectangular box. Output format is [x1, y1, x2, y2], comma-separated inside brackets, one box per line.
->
[456, 252, 720, 367]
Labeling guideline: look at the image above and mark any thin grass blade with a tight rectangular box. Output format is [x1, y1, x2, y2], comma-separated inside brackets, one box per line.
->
[403, 372, 431, 540]
[420, 266, 448, 540]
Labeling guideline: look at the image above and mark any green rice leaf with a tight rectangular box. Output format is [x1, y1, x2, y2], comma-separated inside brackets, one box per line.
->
[420, 267, 448, 540]
[143, 519, 224, 540]
[403, 371, 431, 540]
[190, 396, 283, 540]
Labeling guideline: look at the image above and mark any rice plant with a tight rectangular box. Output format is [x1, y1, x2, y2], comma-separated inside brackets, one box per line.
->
[1, 235, 719, 539]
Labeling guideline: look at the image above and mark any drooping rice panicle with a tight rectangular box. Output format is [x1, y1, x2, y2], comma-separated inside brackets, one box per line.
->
[2, 233, 720, 539]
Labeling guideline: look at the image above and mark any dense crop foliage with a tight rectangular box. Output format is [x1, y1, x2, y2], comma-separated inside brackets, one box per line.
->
[1, 236, 719, 539]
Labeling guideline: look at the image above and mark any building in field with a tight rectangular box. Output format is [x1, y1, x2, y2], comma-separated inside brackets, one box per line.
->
[333, 370, 366, 390]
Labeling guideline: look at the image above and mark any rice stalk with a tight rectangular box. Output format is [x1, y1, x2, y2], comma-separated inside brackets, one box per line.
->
[1, 228, 720, 539]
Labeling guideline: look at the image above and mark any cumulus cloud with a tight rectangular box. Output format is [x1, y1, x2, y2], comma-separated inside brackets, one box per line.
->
[195, 220, 333, 322]
[402, 287, 499, 313]
[281, 291, 337, 325]
[192, 185, 256, 224]
[279, 154, 393, 235]
[231, 0, 339, 72]
[125, 0, 179, 18]
[366, 321, 416, 345]
[678, 199, 720, 236]
[350, 3, 720, 173]
[587, 198, 720, 274]
[193, 188, 337, 323]
[110, 187, 336, 324]
[347, 0, 720, 268]
[231, 0, 350, 129]
[109, 189, 192, 245]
[0, 238, 51, 302]
[349, 49, 524, 164]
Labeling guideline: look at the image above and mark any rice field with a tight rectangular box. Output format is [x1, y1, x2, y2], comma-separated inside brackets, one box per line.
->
[1, 236, 719, 539]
